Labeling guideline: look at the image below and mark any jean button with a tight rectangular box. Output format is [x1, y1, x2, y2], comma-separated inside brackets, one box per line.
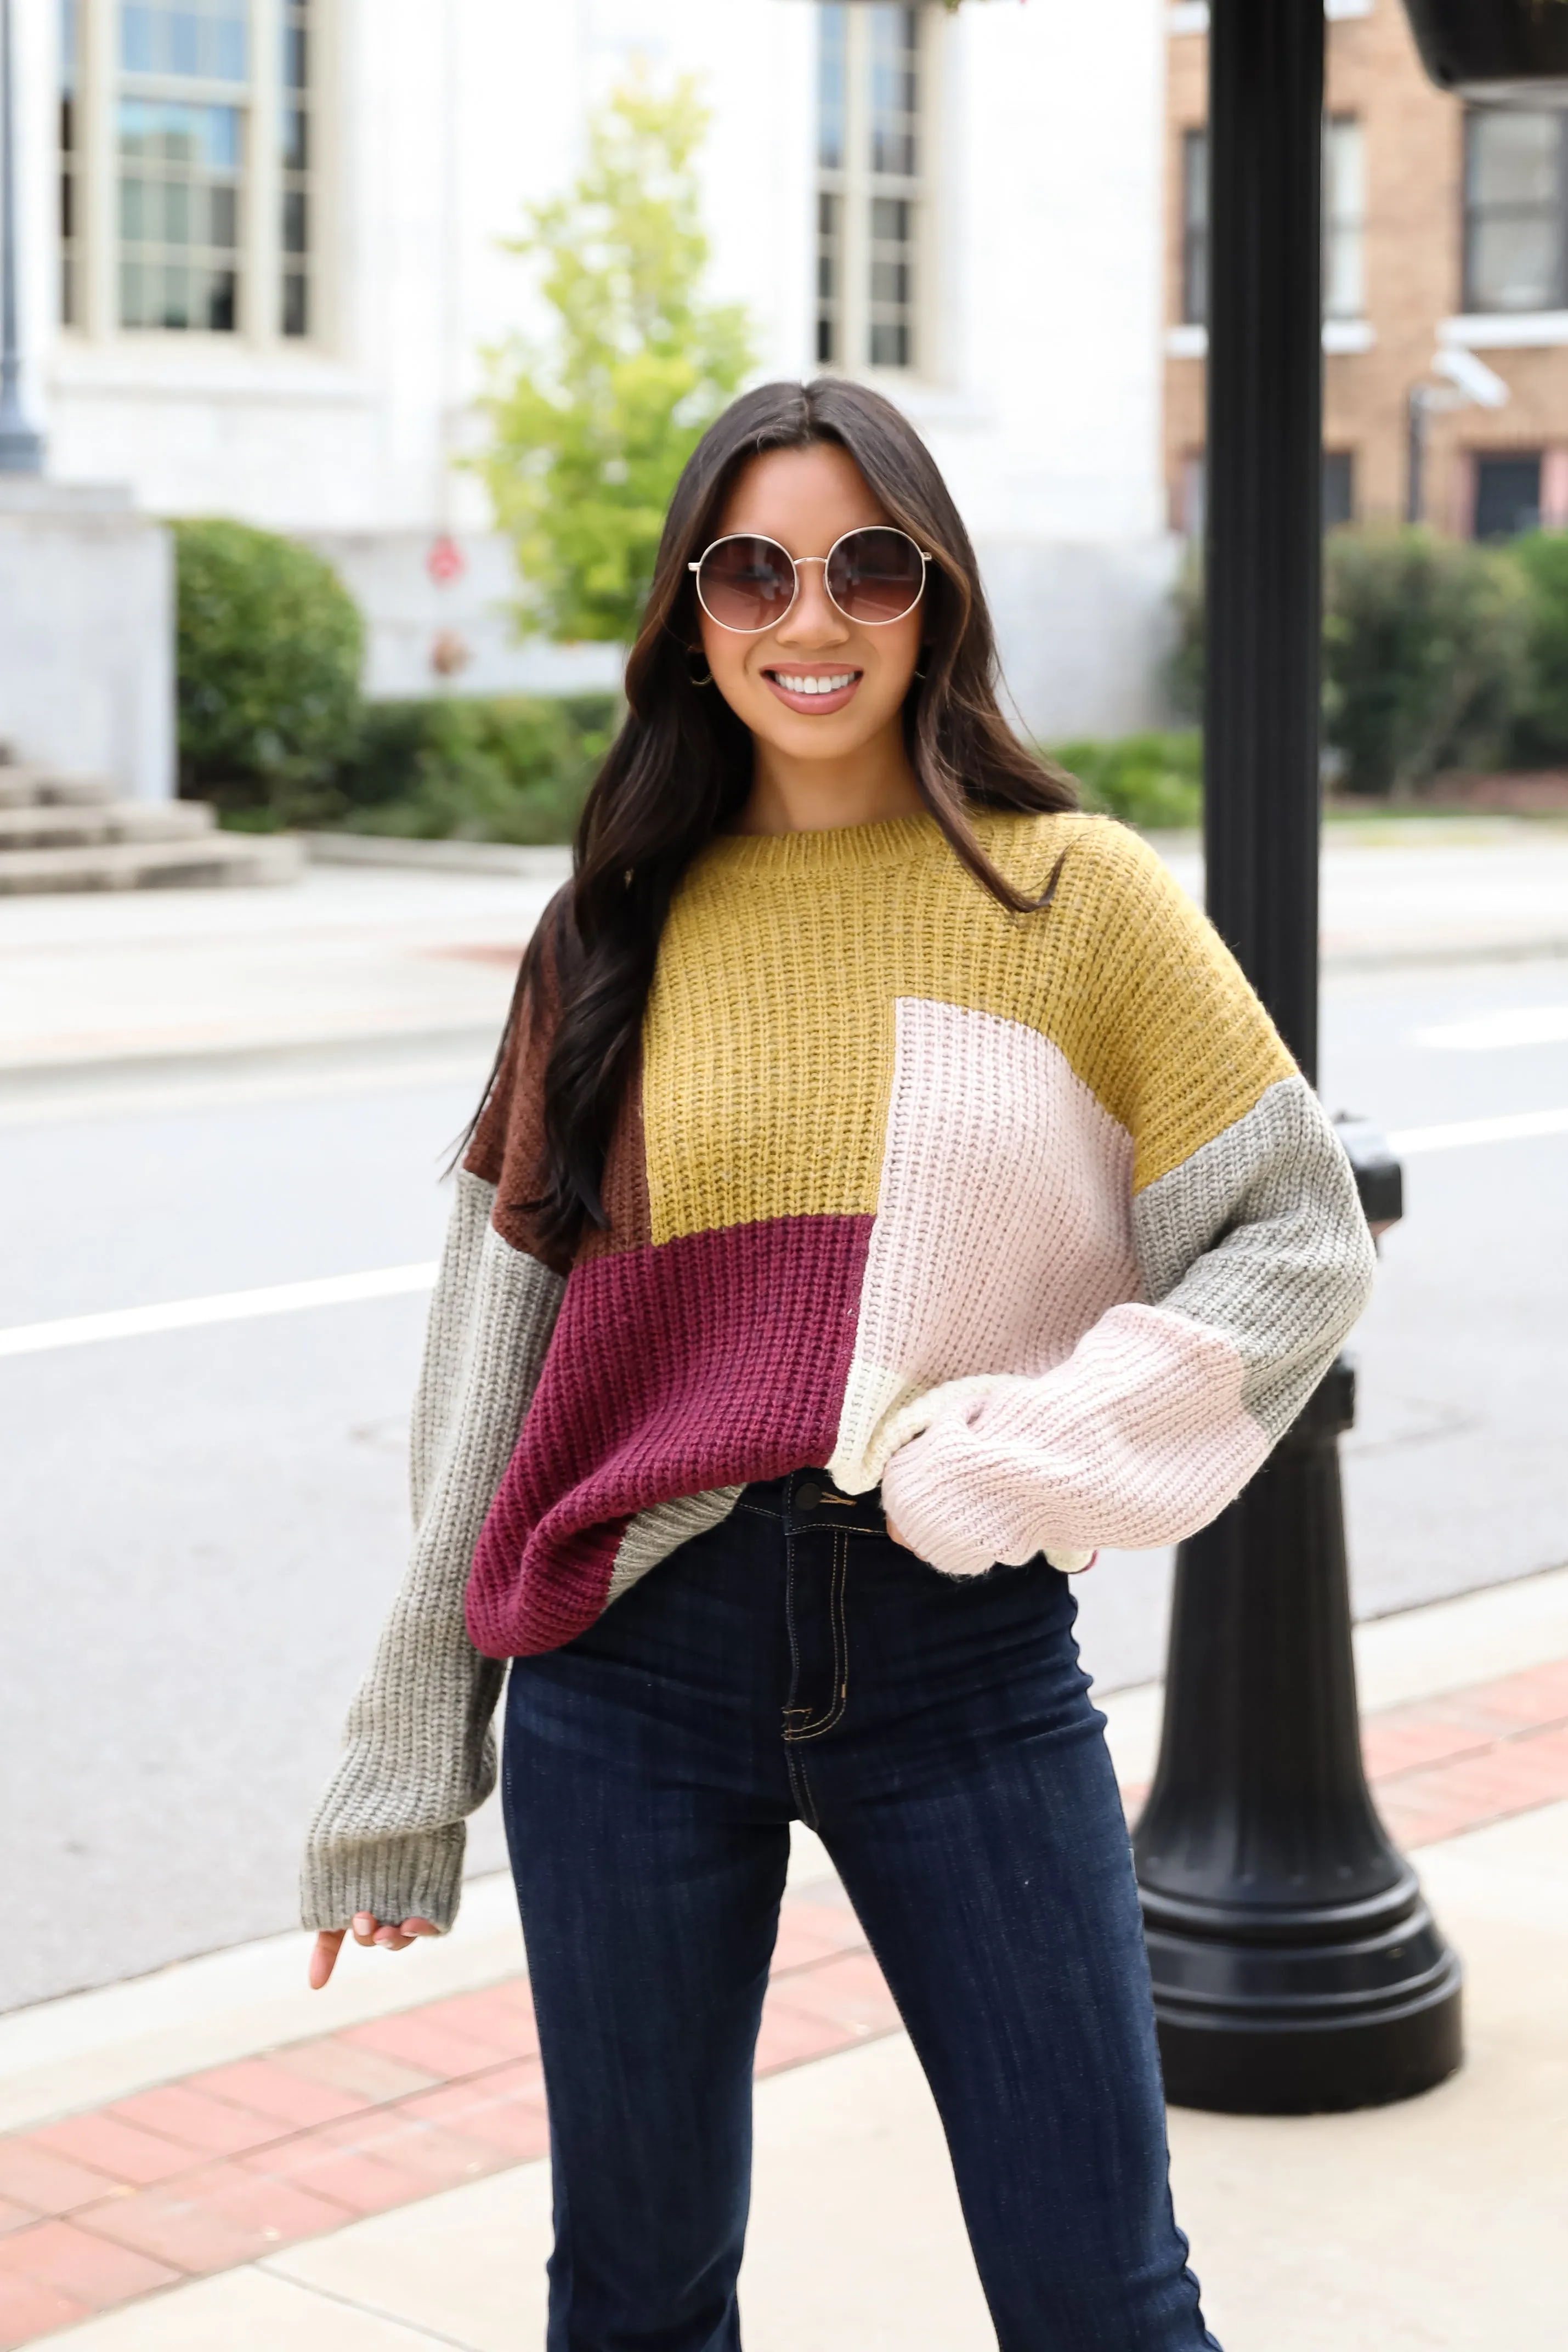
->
[796, 1480, 823, 1512]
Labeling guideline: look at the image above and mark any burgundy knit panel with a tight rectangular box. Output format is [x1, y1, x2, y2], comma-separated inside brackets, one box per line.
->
[465, 1213, 874, 1656]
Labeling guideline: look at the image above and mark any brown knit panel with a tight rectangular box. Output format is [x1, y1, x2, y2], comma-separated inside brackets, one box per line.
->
[579, 1056, 652, 1262]
[463, 891, 650, 1271]
[464, 894, 568, 1271]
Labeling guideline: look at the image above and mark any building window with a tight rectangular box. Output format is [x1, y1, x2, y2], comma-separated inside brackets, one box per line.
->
[1180, 449, 1357, 540]
[1180, 129, 1207, 326]
[1473, 451, 1542, 540]
[118, 0, 248, 333]
[57, 1, 324, 342]
[1181, 118, 1363, 327]
[281, 0, 313, 335]
[1463, 110, 1568, 314]
[1178, 450, 1205, 542]
[59, 2, 81, 324]
[1323, 116, 1364, 320]
[816, 4, 929, 374]
[1323, 450, 1355, 530]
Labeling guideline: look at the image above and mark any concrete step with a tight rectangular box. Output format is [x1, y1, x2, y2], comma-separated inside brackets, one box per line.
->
[0, 800, 213, 849]
[0, 770, 116, 811]
[0, 832, 304, 895]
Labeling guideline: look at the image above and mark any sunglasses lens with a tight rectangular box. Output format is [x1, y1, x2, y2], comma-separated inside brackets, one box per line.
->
[827, 528, 925, 624]
[696, 537, 795, 630]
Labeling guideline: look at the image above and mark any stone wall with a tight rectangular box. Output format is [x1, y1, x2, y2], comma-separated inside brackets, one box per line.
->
[0, 483, 175, 800]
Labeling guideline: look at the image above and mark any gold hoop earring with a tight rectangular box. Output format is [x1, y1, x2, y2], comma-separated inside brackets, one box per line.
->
[688, 651, 714, 688]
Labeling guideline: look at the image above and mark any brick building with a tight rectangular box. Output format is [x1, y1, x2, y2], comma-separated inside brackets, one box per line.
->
[1164, 0, 1568, 544]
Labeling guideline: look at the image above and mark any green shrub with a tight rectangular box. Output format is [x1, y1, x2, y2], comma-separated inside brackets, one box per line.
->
[1323, 525, 1530, 796]
[1508, 529, 1568, 762]
[1166, 555, 1204, 723]
[1050, 732, 1203, 831]
[1173, 525, 1532, 796]
[331, 694, 618, 843]
[174, 519, 365, 819]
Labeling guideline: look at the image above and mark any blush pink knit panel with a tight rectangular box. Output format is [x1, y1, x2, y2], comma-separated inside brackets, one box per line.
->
[879, 1301, 1271, 1579]
[829, 997, 1139, 1494]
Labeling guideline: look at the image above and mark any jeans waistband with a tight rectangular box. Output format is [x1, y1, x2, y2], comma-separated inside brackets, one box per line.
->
[739, 1468, 887, 1533]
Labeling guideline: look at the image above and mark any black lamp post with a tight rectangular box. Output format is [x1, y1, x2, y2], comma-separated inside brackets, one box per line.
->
[1130, 0, 1463, 2113]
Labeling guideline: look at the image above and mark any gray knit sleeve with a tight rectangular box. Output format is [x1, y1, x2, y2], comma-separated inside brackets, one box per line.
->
[300, 1171, 565, 1933]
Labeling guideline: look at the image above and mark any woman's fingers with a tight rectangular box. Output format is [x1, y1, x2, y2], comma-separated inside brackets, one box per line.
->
[310, 1915, 442, 1981]
[372, 1916, 440, 1951]
[309, 1929, 346, 1989]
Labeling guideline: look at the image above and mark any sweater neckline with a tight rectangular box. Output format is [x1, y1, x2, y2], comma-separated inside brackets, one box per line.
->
[700, 808, 1021, 880]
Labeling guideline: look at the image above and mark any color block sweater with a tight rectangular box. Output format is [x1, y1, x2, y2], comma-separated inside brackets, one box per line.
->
[301, 810, 1375, 1933]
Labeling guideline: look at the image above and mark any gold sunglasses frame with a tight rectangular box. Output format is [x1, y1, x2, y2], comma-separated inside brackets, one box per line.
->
[687, 528, 933, 634]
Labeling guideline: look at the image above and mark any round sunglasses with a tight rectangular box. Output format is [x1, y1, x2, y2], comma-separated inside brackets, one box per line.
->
[688, 526, 931, 633]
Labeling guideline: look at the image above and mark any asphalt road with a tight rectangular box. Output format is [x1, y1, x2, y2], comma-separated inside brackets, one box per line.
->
[4, 959, 1566, 2010]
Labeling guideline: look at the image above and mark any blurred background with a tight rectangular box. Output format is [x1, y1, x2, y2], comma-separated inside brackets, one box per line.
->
[2, 5, 1566, 2347]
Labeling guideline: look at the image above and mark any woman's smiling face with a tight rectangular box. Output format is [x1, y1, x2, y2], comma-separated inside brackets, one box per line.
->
[696, 441, 925, 768]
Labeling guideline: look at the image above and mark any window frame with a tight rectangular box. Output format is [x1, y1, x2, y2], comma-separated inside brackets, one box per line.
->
[1322, 114, 1365, 323]
[1179, 126, 1207, 327]
[1462, 106, 1568, 318]
[1471, 449, 1544, 541]
[57, 0, 333, 351]
[1322, 448, 1356, 531]
[1180, 116, 1365, 330]
[814, 3, 937, 381]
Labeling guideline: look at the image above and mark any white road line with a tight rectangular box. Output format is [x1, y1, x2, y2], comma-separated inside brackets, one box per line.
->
[3, 1101, 1565, 1359]
[1390, 1106, 1568, 1155]
[0, 1263, 438, 1360]
[1416, 1005, 1568, 1051]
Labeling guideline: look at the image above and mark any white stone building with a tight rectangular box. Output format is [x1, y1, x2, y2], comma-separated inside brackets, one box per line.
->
[4, 0, 1175, 795]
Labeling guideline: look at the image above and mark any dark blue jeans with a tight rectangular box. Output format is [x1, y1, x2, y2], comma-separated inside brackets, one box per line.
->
[502, 1470, 1218, 2352]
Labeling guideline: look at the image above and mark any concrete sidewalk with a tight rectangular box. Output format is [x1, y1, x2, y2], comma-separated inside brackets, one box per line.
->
[2, 822, 1566, 1092]
[4, 1565, 1565, 2351]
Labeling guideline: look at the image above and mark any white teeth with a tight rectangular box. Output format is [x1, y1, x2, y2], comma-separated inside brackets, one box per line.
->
[774, 672, 855, 696]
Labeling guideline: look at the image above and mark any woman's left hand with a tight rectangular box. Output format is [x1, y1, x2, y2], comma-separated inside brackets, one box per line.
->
[885, 1513, 914, 1552]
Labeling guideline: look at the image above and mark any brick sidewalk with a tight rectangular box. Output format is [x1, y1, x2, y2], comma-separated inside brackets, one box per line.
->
[3, 1654, 1565, 2348]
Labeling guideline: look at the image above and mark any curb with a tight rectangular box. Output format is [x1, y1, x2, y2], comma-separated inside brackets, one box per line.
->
[0, 1027, 503, 1105]
[299, 835, 572, 879]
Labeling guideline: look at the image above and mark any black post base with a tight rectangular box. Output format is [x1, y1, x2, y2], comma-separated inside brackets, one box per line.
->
[1147, 1881, 1463, 2113]
[1156, 1988, 1463, 2116]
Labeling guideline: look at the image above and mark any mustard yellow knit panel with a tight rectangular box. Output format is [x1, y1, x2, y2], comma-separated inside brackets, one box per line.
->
[640, 811, 1294, 1246]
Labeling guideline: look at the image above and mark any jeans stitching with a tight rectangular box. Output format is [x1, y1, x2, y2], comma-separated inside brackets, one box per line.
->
[782, 1509, 824, 1827]
[781, 1530, 851, 1744]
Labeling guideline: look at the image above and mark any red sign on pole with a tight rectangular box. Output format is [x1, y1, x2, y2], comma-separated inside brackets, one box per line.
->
[427, 534, 465, 585]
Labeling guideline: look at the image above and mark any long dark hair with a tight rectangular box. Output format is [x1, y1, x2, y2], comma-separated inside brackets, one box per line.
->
[473, 377, 1078, 1260]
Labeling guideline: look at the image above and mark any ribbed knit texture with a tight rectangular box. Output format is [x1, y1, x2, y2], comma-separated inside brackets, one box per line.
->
[302, 809, 1376, 1930]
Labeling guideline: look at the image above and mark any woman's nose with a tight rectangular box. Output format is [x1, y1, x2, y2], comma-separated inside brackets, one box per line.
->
[777, 559, 847, 643]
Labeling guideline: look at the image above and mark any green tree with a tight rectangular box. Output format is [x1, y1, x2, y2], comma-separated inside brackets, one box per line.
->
[476, 71, 755, 644]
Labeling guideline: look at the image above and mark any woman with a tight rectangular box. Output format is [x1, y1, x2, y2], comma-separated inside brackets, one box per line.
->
[303, 378, 1374, 2348]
